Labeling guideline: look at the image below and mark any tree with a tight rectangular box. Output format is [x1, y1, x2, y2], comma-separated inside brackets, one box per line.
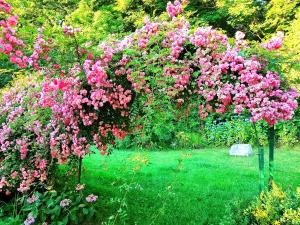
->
[251, 0, 300, 38]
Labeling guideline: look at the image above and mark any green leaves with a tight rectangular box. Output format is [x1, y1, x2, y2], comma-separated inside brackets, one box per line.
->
[2, 189, 98, 225]
[82, 207, 89, 215]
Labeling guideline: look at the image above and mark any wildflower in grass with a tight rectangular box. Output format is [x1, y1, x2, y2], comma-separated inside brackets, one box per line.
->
[86, 194, 98, 202]
[27, 194, 39, 204]
[24, 215, 35, 225]
[75, 183, 85, 191]
[60, 198, 72, 208]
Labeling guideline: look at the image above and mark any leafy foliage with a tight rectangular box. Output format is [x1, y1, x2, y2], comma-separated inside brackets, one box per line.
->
[0, 186, 97, 225]
[221, 183, 300, 225]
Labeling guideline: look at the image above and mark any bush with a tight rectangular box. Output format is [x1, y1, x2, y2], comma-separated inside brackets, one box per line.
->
[175, 131, 208, 148]
[221, 183, 300, 225]
[0, 74, 56, 195]
[204, 115, 269, 147]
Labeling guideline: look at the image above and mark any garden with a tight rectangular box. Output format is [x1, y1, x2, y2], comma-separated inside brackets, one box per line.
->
[0, 0, 300, 224]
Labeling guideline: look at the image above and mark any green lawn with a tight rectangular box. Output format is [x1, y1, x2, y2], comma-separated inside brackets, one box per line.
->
[80, 148, 300, 225]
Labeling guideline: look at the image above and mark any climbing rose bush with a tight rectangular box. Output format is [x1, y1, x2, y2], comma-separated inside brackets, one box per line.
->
[0, 75, 52, 194]
[0, 0, 298, 194]
[0, 4, 27, 68]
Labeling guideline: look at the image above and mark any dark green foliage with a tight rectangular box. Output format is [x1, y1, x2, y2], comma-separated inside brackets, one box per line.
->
[0, 69, 13, 89]
[0, 189, 97, 225]
[117, 111, 299, 149]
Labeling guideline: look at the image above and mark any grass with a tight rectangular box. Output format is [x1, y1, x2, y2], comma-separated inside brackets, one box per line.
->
[79, 148, 300, 225]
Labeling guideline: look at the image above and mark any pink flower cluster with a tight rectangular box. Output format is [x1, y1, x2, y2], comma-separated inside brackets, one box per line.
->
[163, 17, 190, 59]
[262, 31, 284, 51]
[28, 28, 53, 70]
[63, 25, 81, 36]
[0, 4, 53, 70]
[41, 50, 133, 160]
[84, 60, 109, 87]
[234, 31, 248, 50]
[0, 79, 50, 194]
[16, 138, 29, 160]
[190, 26, 228, 50]
[196, 44, 298, 125]
[0, 124, 11, 151]
[0, 12, 28, 68]
[136, 19, 159, 50]
[164, 67, 191, 91]
[167, 0, 183, 18]
[98, 2, 297, 129]
[0, 0, 11, 13]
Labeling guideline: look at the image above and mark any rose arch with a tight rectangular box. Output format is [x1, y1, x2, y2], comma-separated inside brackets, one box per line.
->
[0, 0, 298, 195]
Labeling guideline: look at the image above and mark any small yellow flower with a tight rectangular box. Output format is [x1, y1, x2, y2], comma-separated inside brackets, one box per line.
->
[254, 208, 268, 220]
[271, 183, 285, 199]
[129, 153, 149, 172]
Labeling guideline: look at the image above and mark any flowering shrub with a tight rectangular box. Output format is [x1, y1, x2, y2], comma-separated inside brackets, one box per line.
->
[0, 0, 298, 195]
[220, 183, 300, 225]
[0, 74, 54, 195]
[167, 0, 184, 18]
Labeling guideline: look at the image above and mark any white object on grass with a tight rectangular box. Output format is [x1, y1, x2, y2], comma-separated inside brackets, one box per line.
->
[229, 144, 253, 157]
